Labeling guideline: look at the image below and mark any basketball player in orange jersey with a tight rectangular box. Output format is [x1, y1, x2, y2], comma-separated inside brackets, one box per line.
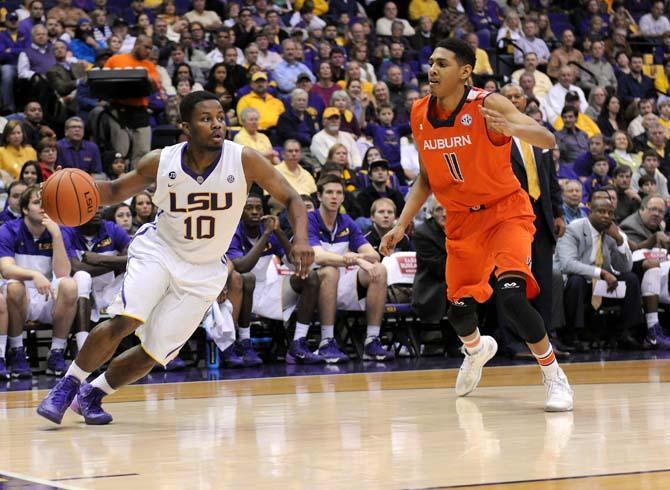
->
[380, 39, 573, 411]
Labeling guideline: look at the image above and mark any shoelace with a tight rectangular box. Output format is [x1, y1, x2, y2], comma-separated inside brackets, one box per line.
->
[85, 389, 106, 413]
[50, 378, 78, 406]
[547, 377, 572, 397]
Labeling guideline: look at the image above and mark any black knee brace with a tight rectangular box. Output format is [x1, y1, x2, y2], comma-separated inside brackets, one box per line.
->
[496, 276, 546, 344]
[447, 297, 478, 337]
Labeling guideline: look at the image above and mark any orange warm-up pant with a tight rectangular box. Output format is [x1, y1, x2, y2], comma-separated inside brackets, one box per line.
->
[443, 189, 540, 304]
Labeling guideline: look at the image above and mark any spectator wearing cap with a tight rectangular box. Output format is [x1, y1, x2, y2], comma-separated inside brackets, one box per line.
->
[234, 107, 280, 164]
[544, 66, 588, 126]
[553, 91, 601, 138]
[357, 159, 406, 220]
[111, 17, 137, 54]
[107, 152, 128, 180]
[376, 1, 415, 37]
[273, 39, 316, 94]
[276, 88, 318, 148]
[0, 11, 27, 114]
[236, 72, 285, 130]
[69, 18, 102, 64]
[184, 0, 222, 31]
[310, 107, 361, 169]
[57, 116, 103, 175]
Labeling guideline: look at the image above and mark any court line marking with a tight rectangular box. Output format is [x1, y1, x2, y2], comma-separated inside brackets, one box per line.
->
[0, 469, 83, 489]
[51, 472, 140, 482]
[407, 467, 670, 489]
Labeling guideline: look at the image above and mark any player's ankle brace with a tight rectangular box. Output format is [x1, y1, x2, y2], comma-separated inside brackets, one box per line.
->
[496, 276, 546, 344]
[447, 297, 478, 337]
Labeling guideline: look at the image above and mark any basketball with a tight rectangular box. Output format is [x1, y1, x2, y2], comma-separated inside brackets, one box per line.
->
[41, 168, 100, 226]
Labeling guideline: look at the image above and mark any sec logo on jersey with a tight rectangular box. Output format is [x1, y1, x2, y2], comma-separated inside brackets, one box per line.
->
[460, 114, 473, 126]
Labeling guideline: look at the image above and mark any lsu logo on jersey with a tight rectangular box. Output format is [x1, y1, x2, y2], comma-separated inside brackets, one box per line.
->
[169, 192, 233, 213]
[337, 227, 350, 238]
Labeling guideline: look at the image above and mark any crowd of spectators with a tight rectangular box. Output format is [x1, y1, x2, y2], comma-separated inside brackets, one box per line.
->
[2, 0, 670, 376]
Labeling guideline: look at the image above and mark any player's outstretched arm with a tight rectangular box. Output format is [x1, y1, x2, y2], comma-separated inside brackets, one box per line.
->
[95, 150, 161, 206]
[481, 93, 556, 149]
[379, 160, 431, 256]
[241, 147, 313, 278]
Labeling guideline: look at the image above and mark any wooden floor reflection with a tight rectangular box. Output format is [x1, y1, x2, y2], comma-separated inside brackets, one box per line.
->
[1, 360, 669, 489]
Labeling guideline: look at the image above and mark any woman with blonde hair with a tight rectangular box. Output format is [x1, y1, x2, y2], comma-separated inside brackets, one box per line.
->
[330, 91, 361, 137]
[585, 86, 607, 120]
[234, 108, 280, 164]
[0, 120, 37, 179]
[337, 61, 374, 96]
[609, 130, 641, 170]
[327, 143, 357, 192]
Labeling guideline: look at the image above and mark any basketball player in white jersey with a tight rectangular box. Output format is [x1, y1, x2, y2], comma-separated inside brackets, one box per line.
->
[37, 91, 314, 425]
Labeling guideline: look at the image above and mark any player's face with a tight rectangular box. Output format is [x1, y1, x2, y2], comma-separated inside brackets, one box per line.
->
[428, 48, 472, 98]
[371, 202, 396, 229]
[242, 197, 263, 226]
[184, 99, 226, 150]
[318, 183, 344, 212]
[8, 184, 27, 214]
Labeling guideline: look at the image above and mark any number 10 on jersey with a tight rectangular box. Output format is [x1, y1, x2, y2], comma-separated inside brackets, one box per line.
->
[444, 152, 464, 182]
[184, 216, 215, 240]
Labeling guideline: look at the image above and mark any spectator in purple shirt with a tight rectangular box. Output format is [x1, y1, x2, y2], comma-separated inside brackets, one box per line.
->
[0, 12, 28, 113]
[18, 0, 46, 40]
[57, 117, 103, 176]
[363, 103, 412, 183]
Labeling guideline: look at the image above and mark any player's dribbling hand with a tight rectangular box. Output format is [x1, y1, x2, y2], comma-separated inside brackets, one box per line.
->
[33, 273, 53, 298]
[479, 106, 513, 136]
[289, 242, 314, 279]
[379, 225, 405, 257]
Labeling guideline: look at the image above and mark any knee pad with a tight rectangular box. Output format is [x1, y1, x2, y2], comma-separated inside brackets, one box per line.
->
[73, 270, 92, 299]
[447, 298, 478, 337]
[496, 276, 546, 344]
[641, 267, 661, 297]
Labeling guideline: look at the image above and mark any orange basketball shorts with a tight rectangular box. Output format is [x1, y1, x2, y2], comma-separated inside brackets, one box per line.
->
[443, 189, 540, 304]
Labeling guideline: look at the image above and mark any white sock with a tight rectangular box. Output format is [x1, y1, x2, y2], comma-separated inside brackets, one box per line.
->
[534, 345, 560, 379]
[646, 312, 659, 329]
[65, 361, 91, 383]
[294, 322, 310, 340]
[460, 329, 482, 355]
[9, 335, 23, 349]
[238, 327, 251, 340]
[50, 337, 67, 351]
[91, 373, 116, 395]
[365, 325, 381, 344]
[75, 332, 89, 351]
[0, 335, 6, 359]
[320, 325, 334, 344]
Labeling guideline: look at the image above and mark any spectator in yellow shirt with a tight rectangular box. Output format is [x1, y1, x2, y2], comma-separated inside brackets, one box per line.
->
[268, 139, 318, 212]
[553, 91, 602, 138]
[0, 120, 38, 179]
[655, 58, 670, 95]
[234, 107, 280, 165]
[236, 72, 286, 130]
[464, 32, 493, 75]
[294, 0, 328, 17]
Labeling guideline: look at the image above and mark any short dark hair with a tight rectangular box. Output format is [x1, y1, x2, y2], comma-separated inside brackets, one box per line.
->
[7, 179, 27, 196]
[316, 173, 344, 194]
[435, 38, 476, 68]
[639, 174, 656, 187]
[593, 156, 609, 166]
[642, 149, 660, 161]
[613, 165, 632, 177]
[179, 91, 221, 123]
[19, 185, 40, 216]
[561, 106, 578, 118]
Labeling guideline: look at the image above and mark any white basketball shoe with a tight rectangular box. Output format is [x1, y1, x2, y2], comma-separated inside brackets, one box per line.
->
[455, 336, 498, 396]
[543, 368, 574, 412]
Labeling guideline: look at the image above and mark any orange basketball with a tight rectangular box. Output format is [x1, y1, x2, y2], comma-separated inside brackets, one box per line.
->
[41, 168, 100, 226]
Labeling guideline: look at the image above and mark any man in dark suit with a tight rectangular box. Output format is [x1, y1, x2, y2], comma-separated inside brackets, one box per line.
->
[499, 84, 568, 357]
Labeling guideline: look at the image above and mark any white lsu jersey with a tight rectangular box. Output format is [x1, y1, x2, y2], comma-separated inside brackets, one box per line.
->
[152, 140, 247, 264]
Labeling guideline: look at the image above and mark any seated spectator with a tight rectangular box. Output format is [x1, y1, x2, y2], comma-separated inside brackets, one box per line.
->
[273, 39, 316, 94]
[618, 54, 656, 112]
[310, 61, 339, 108]
[511, 52, 552, 99]
[236, 72, 286, 131]
[631, 150, 670, 203]
[363, 103, 412, 183]
[581, 40, 618, 93]
[330, 91, 361, 137]
[64, 208, 130, 353]
[20, 101, 56, 149]
[553, 91, 601, 137]
[545, 68, 589, 126]
[69, 18, 104, 64]
[612, 165, 641, 222]
[496, 11, 523, 50]
[46, 40, 81, 118]
[0, 181, 27, 224]
[515, 19, 550, 66]
[0, 120, 38, 180]
[337, 61, 374, 97]
[0, 185, 79, 378]
[106, 153, 129, 181]
[268, 140, 317, 209]
[255, 32, 283, 72]
[184, 0, 223, 31]
[556, 197, 641, 349]
[562, 179, 589, 225]
[204, 62, 231, 97]
[654, 58, 670, 96]
[657, 98, 670, 135]
[276, 89, 318, 149]
[357, 159, 406, 222]
[129, 191, 156, 236]
[467, 0, 501, 49]
[309, 175, 394, 362]
[547, 30, 584, 80]
[573, 134, 617, 179]
[379, 42, 418, 88]
[319, 162, 363, 218]
[639, 1, 670, 39]
[104, 203, 133, 236]
[620, 195, 668, 251]
[638, 123, 670, 174]
[171, 62, 204, 94]
[385, 65, 414, 117]
[233, 108, 280, 165]
[19, 160, 43, 186]
[376, 1, 415, 37]
[0, 11, 27, 114]
[628, 99, 656, 140]
[555, 107, 589, 166]
[364, 197, 412, 253]
[17, 24, 56, 83]
[582, 157, 614, 203]
[585, 86, 607, 121]
[227, 195, 323, 365]
[310, 107, 362, 169]
[56, 117, 103, 176]
[610, 130, 641, 171]
[596, 95, 624, 139]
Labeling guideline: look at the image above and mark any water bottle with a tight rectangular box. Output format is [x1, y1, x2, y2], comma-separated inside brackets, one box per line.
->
[206, 339, 220, 369]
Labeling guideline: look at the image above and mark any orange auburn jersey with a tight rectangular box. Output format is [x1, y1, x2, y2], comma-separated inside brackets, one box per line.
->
[410, 87, 522, 212]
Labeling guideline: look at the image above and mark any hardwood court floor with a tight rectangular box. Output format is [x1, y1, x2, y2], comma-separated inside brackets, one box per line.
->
[1, 360, 669, 489]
